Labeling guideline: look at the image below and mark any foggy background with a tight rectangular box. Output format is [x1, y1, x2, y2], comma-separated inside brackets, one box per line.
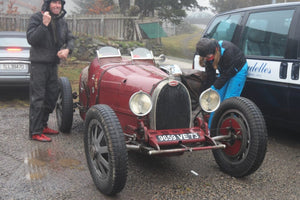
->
[1, 0, 213, 17]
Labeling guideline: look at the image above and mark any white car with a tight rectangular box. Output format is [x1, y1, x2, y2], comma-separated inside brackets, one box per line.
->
[0, 31, 31, 87]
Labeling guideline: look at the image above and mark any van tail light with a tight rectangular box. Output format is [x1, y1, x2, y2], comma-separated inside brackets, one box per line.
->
[6, 47, 22, 52]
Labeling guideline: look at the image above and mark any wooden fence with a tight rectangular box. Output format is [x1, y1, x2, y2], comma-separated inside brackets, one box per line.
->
[0, 14, 142, 40]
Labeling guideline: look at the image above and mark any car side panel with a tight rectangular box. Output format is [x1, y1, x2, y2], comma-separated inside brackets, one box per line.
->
[242, 59, 290, 120]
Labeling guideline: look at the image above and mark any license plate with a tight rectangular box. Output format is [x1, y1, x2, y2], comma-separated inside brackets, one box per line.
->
[0, 63, 28, 71]
[156, 132, 200, 142]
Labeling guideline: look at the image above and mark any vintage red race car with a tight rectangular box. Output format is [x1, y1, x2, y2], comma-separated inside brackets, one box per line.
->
[56, 46, 267, 196]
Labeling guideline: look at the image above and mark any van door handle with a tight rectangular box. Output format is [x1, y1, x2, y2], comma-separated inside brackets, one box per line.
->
[279, 62, 288, 79]
[291, 62, 299, 80]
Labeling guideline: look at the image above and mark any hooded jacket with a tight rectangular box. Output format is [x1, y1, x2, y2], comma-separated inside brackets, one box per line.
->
[26, 0, 74, 64]
[204, 41, 246, 89]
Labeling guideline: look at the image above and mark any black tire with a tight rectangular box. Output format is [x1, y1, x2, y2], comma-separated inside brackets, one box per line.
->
[210, 97, 267, 178]
[84, 104, 128, 196]
[56, 77, 73, 133]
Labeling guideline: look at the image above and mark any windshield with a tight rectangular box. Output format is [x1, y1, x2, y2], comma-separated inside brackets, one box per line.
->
[131, 48, 153, 59]
[97, 46, 121, 57]
[205, 13, 241, 42]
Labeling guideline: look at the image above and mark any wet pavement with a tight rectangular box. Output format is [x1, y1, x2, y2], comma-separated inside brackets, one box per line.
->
[0, 87, 300, 200]
[0, 105, 89, 199]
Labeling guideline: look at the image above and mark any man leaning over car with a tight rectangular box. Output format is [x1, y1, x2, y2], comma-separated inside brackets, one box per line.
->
[196, 38, 248, 128]
[26, 0, 75, 142]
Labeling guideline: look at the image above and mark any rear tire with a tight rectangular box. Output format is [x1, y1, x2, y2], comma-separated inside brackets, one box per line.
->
[210, 97, 267, 177]
[84, 104, 128, 196]
[56, 77, 73, 133]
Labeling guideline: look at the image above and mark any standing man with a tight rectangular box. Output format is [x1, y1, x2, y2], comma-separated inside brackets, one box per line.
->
[27, 0, 74, 142]
[196, 38, 248, 127]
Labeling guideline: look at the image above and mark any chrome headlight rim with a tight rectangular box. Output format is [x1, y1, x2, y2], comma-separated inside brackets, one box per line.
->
[129, 90, 153, 117]
[199, 88, 220, 113]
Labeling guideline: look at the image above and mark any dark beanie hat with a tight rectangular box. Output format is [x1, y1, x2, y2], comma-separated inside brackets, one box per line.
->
[42, 0, 66, 12]
[196, 38, 219, 57]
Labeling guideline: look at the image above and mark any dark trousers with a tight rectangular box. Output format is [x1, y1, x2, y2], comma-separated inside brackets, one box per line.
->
[29, 63, 58, 137]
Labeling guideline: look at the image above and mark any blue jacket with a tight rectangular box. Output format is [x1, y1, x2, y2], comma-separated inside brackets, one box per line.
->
[206, 40, 246, 89]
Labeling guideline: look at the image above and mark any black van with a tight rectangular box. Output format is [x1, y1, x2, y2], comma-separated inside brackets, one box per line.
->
[196, 2, 300, 129]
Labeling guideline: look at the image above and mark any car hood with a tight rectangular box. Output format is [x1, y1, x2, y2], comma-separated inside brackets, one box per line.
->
[97, 63, 169, 110]
[101, 63, 169, 92]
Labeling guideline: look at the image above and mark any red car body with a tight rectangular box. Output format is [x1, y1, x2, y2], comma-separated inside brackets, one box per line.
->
[56, 47, 267, 195]
[78, 51, 215, 154]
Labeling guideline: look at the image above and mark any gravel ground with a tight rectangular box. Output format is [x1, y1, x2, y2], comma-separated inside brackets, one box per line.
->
[0, 88, 299, 200]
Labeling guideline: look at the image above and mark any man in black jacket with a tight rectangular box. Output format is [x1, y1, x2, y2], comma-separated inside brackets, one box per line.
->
[27, 0, 74, 142]
[196, 38, 248, 128]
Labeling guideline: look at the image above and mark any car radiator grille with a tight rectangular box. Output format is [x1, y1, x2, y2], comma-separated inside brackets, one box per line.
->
[155, 82, 191, 130]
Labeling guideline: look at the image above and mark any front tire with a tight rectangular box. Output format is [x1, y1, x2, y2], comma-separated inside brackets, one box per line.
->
[210, 97, 267, 177]
[84, 104, 128, 196]
[56, 77, 73, 133]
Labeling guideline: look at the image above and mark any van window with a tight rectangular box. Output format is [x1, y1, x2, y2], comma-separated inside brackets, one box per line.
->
[241, 10, 294, 58]
[204, 14, 242, 41]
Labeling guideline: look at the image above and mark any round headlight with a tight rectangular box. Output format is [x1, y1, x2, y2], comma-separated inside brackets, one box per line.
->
[199, 88, 220, 113]
[129, 91, 153, 116]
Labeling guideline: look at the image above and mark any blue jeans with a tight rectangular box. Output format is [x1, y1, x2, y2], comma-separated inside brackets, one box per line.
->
[208, 63, 248, 128]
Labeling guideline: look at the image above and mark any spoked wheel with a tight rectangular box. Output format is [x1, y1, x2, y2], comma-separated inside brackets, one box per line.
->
[84, 104, 128, 196]
[56, 77, 73, 133]
[210, 97, 267, 177]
